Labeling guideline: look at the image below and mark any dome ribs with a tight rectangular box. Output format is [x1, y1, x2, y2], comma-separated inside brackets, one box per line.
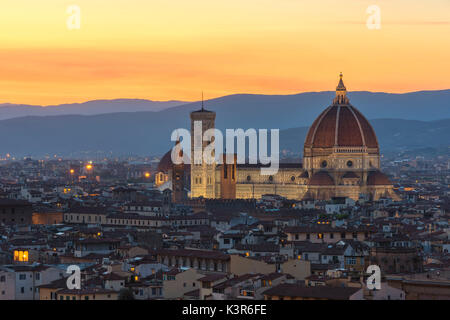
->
[304, 74, 380, 151]
[304, 105, 379, 150]
[311, 106, 338, 148]
[351, 107, 379, 148]
[305, 106, 332, 148]
[338, 106, 364, 146]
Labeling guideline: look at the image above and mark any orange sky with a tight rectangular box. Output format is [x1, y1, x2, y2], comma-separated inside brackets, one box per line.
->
[0, 0, 449, 105]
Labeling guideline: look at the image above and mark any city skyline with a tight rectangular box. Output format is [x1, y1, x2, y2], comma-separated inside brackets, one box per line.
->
[0, 0, 449, 304]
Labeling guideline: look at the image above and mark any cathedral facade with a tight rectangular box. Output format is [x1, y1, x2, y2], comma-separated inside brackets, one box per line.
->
[156, 75, 399, 202]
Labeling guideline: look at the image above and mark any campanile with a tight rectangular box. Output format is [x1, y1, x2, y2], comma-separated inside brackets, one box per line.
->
[190, 98, 216, 198]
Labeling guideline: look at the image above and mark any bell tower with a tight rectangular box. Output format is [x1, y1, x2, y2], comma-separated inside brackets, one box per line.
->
[190, 94, 216, 198]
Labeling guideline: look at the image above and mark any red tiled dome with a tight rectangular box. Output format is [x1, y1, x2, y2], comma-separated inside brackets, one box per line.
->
[367, 171, 391, 185]
[157, 146, 189, 173]
[304, 105, 378, 149]
[304, 75, 378, 149]
[342, 171, 359, 179]
[309, 171, 334, 186]
[157, 150, 173, 173]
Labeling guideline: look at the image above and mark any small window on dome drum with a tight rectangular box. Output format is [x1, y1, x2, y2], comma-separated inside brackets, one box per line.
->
[347, 160, 353, 167]
[246, 175, 251, 181]
[291, 176, 295, 182]
[321, 160, 328, 168]
[268, 175, 273, 182]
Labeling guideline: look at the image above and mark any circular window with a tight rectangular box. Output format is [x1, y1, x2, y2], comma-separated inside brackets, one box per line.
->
[291, 176, 295, 182]
[321, 160, 328, 168]
[268, 175, 273, 182]
[246, 175, 251, 181]
[347, 160, 353, 168]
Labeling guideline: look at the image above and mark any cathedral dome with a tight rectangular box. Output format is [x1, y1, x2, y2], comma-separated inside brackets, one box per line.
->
[309, 171, 334, 186]
[367, 170, 391, 185]
[304, 74, 378, 149]
[157, 150, 173, 173]
[157, 143, 189, 173]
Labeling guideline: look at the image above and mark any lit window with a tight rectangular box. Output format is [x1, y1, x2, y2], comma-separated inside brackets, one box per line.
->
[14, 250, 29, 262]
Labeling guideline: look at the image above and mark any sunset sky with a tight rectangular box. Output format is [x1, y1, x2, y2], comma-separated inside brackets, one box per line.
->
[0, 0, 449, 105]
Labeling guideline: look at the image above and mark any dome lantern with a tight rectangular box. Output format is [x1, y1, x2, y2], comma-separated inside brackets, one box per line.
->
[333, 73, 349, 105]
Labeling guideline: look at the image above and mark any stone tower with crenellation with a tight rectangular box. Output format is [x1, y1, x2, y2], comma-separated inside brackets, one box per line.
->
[190, 99, 216, 198]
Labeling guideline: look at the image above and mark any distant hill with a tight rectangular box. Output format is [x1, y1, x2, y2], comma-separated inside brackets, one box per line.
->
[0, 89, 449, 157]
[154, 90, 450, 130]
[1, 89, 449, 125]
[0, 111, 448, 158]
[0, 99, 186, 120]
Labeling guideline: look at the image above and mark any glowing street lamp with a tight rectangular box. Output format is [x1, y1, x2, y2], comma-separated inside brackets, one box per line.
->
[144, 172, 151, 178]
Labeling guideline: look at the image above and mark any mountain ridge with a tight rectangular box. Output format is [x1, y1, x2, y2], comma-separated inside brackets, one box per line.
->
[0, 89, 449, 157]
[1, 89, 449, 123]
[0, 99, 186, 120]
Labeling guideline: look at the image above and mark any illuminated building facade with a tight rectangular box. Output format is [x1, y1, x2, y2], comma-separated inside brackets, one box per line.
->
[156, 75, 399, 201]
